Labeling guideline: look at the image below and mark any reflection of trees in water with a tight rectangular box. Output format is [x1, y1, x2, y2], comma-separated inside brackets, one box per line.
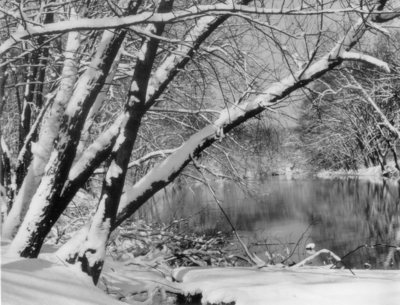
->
[136, 178, 399, 269]
[134, 181, 252, 235]
[311, 179, 400, 269]
[363, 181, 400, 269]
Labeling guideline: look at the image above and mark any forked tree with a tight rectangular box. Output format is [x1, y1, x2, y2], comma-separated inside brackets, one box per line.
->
[1, 0, 399, 284]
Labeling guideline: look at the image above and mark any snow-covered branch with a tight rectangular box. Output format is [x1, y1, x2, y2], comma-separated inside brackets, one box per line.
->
[0, 3, 392, 55]
[75, 45, 124, 161]
[291, 249, 341, 268]
[113, 10, 388, 228]
[93, 149, 177, 174]
[67, 12, 233, 185]
[342, 51, 390, 72]
[149, 107, 221, 115]
[68, 115, 125, 181]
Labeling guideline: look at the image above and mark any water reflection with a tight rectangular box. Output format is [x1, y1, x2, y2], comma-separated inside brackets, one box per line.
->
[135, 178, 400, 270]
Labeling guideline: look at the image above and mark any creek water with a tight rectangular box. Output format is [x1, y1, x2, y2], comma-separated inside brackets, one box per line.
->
[135, 177, 400, 270]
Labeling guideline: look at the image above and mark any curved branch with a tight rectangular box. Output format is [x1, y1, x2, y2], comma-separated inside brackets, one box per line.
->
[1, 4, 393, 55]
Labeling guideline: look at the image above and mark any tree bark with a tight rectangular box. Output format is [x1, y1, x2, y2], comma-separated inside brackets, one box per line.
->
[1, 138, 13, 214]
[15, 8, 56, 191]
[7, 30, 127, 258]
[76, 0, 174, 284]
[2, 16, 81, 240]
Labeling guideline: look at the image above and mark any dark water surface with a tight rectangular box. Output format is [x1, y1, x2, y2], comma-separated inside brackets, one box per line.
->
[136, 177, 400, 269]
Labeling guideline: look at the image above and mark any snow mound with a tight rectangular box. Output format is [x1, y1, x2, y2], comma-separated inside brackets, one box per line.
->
[1, 243, 122, 305]
[174, 266, 400, 305]
[2, 241, 400, 305]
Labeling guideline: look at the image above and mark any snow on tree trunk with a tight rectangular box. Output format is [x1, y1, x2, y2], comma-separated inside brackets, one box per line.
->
[7, 29, 126, 258]
[76, 196, 110, 284]
[2, 18, 81, 240]
[59, 115, 125, 207]
[55, 224, 90, 263]
[15, 9, 55, 192]
[0, 59, 9, 233]
[76, 0, 174, 284]
[17, 60, 34, 189]
[75, 46, 124, 161]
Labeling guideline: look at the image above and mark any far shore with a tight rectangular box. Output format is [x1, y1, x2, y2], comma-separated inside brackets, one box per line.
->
[316, 161, 400, 184]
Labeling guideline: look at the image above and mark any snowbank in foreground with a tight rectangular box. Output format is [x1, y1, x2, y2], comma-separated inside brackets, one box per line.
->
[2, 241, 400, 305]
[1, 242, 122, 305]
[174, 266, 400, 305]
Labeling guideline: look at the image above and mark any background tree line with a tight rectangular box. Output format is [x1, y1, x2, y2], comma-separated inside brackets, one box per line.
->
[299, 32, 400, 172]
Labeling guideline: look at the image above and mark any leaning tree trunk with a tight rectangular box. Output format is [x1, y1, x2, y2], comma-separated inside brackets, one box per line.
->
[7, 29, 126, 258]
[390, 145, 400, 171]
[74, 46, 123, 162]
[14, 7, 56, 193]
[0, 55, 9, 212]
[1, 138, 12, 213]
[2, 16, 82, 240]
[76, 0, 174, 284]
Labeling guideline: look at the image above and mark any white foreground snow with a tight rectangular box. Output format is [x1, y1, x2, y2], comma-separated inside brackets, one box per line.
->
[173, 266, 400, 305]
[2, 241, 400, 305]
[1, 242, 122, 305]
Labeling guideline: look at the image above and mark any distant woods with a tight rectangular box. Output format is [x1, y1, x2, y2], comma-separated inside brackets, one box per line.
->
[299, 33, 400, 172]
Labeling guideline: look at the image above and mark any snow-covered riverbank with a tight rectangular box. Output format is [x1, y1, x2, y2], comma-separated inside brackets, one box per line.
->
[2, 241, 400, 305]
[317, 161, 400, 182]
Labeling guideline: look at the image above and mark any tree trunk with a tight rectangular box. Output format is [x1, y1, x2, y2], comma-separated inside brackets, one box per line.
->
[15, 4, 55, 190]
[7, 30, 126, 258]
[1, 138, 13, 214]
[77, 0, 174, 284]
[2, 18, 81, 240]
[54, 9, 242, 266]
[0, 57, 9, 221]
[391, 145, 400, 171]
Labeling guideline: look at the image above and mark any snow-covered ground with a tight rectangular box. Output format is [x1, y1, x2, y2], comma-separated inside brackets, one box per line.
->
[2, 241, 400, 305]
[174, 266, 400, 305]
[1, 243, 121, 305]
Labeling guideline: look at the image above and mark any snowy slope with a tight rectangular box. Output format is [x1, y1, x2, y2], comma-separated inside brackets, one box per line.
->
[174, 266, 400, 305]
[1, 241, 122, 305]
[2, 240, 400, 305]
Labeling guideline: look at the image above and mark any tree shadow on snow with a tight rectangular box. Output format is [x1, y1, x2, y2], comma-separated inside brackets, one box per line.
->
[2, 258, 53, 272]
